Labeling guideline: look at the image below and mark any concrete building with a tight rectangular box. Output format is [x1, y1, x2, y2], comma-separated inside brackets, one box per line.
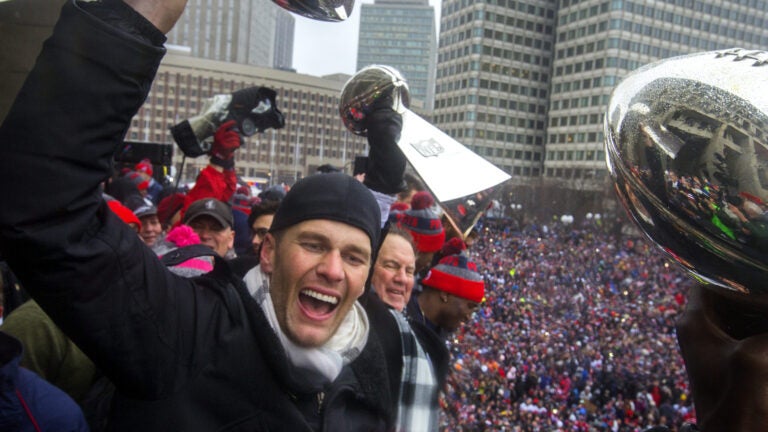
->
[545, 0, 768, 189]
[273, 9, 295, 70]
[167, 0, 292, 69]
[434, 0, 768, 196]
[357, 0, 437, 109]
[131, 52, 367, 186]
[433, 0, 556, 188]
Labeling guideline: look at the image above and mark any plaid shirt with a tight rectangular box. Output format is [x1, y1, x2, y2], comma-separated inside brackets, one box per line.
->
[390, 309, 439, 432]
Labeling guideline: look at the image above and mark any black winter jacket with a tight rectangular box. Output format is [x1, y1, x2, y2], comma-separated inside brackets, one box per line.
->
[0, 2, 393, 430]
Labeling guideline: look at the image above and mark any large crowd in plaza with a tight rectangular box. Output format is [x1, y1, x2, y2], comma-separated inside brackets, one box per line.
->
[440, 218, 696, 431]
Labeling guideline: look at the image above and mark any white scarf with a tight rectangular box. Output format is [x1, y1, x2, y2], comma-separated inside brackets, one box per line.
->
[243, 265, 369, 384]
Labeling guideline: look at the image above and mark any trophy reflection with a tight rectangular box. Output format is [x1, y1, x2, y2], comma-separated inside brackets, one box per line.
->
[605, 48, 768, 432]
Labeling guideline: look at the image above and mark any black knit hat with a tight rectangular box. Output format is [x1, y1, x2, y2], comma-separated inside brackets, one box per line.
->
[270, 173, 381, 254]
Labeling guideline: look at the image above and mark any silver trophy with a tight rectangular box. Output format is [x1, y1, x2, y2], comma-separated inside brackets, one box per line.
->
[605, 48, 768, 298]
[339, 65, 410, 136]
[271, 0, 354, 21]
[170, 87, 284, 157]
[340, 65, 510, 238]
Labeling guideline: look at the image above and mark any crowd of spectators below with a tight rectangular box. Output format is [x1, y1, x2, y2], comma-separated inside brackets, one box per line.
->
[440, 217, 695, 431]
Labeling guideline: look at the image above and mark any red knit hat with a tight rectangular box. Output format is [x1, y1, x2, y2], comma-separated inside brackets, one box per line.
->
[107, 199, 141, 231]
[395, 191, 445, 253]
[231, 193, 255, 215]
[135, 158, 153, 177]
[422, 253, 484, 303]
[236, 185, 252, 197]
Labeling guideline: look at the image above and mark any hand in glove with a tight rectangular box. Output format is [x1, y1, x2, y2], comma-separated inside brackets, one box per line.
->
[363, 106, 406, 195]
[210, 120, 242, 169]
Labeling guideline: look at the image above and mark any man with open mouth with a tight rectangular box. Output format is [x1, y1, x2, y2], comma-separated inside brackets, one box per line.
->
[0, 0, 396, 430]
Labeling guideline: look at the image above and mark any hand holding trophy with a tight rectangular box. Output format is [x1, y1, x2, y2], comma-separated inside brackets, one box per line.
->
[339, 65, 511, 238]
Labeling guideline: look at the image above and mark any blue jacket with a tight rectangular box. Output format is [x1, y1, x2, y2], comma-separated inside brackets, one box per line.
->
[0, 331, 89, 432]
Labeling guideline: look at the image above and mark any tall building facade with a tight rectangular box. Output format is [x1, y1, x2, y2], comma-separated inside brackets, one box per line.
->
[434, 0, 557, 184]
[434, 0, 768, 194]
[273, 9, 295, 70]
[546, 0, 768, 188]
[357, 0, 438, 109]
[167, 0, 283, 68]
[127, 52, 368, 186]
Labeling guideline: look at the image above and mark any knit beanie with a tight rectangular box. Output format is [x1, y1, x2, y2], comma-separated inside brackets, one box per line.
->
[236, 185, 252, 197]
[395, 191, 445, 253]
[258, 185, 287, 203]
[135, 158, 153, 177]
[125, 170, 149, 191]
[107, 199, 142, 231]
[231, 193, 255, 216]
[104, 177, 140, 203]
[124, 195, 157, 219]
[154, 225, 214, 277]
[270, 173, 381, 254]
[441, 237, 467, 256]
[422, 253, 485, 303]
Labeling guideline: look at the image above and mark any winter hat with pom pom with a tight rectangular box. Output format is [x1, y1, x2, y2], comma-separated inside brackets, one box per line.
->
[422, 252, 485, 302]
[395, 191, 445, 253]
[440, 237, 467, 257]
[154, 225, 214, 277]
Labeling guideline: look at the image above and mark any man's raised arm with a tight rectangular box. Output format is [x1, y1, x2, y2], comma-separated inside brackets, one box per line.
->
[0, 0, 225, 398]
[123, 0, 187, 33]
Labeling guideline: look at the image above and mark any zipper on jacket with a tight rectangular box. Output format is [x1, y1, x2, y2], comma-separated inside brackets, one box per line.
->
[316, 391, 325, 414]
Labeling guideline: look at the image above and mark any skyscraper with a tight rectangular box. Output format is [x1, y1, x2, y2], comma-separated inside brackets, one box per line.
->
[434, 0, 556, 183]
[434, 0, 768, 196]
[357, 0, 438, 109]
[167, 0, 283, 68]
[546, 0, 768, 187]
[273, 9, 295, 70]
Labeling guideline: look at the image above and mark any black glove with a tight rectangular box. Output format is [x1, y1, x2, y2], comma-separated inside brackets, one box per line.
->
[228, 87, 285, 136]
[363, 108, 406, 195]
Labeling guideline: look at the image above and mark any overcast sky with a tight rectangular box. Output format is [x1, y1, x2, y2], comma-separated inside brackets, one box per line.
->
[291, 0, 441, 77]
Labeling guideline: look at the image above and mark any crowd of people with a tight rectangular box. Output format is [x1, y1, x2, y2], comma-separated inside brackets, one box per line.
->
[4, 1, 758, 431]
[439, 219, 696, 431]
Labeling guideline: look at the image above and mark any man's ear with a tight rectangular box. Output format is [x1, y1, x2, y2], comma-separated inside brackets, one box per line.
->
[440, 292, 449, 303]
[260, 233, 276, 274]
